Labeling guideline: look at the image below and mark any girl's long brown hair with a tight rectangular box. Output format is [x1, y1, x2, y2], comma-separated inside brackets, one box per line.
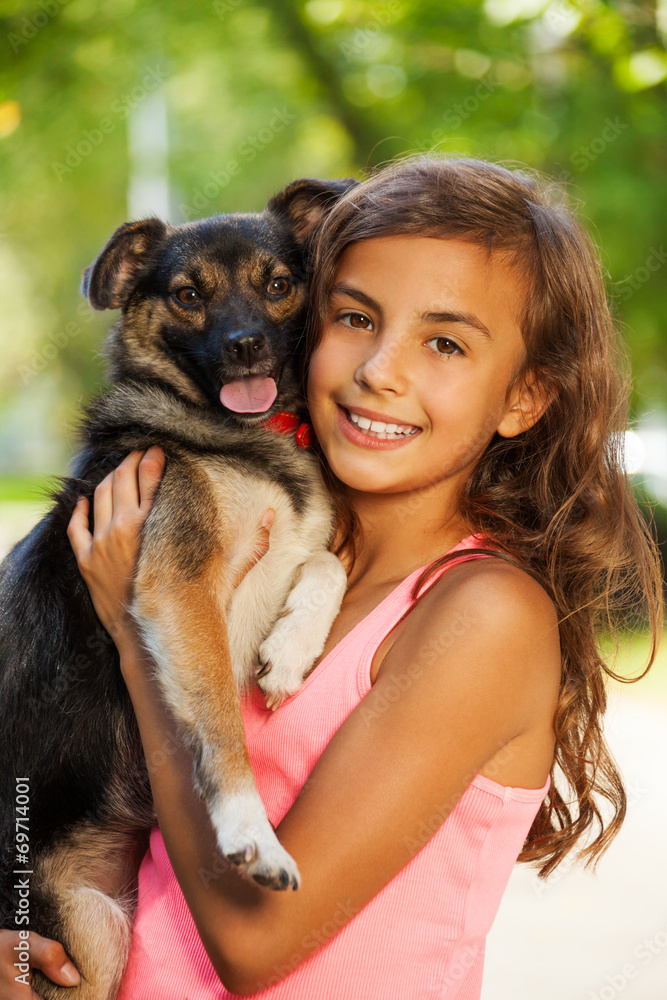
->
[303, 156, 663, 877]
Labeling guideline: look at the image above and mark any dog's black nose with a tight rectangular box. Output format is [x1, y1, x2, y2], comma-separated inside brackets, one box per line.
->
[223, 330, 270, 368]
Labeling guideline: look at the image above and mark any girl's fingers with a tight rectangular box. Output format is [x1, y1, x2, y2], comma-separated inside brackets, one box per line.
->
[29, 932, 80, 986]
[111, 450, 146, 518]
[109, 447, 165, 521]
[0, 929, 79, 996]
[66, 496, 91, 560]
[138, 446, 166, 512]
[66, 452, 157, 640]
[92, 470, 114, 533]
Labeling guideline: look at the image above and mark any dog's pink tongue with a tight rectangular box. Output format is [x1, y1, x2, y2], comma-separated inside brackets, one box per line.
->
[219, 376, 277, 413]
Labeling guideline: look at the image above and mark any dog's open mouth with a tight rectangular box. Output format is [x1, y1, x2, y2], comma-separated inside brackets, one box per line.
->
[219, 369, 281, 414]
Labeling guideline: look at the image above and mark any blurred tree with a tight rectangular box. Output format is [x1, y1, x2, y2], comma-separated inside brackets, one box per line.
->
[0, 0, 665, 478]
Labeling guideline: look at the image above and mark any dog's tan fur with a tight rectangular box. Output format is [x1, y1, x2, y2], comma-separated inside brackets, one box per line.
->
[32, 823, 149, 1000]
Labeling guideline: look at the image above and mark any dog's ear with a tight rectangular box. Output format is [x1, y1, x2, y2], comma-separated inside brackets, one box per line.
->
[81, 218, 168, 311]
[266, 178, 358, 242]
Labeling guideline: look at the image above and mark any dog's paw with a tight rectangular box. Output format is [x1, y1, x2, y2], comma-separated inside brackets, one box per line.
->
[255, 649, 304, 710]
[210, 793, 300, 891]
[255, 631, 312, 709]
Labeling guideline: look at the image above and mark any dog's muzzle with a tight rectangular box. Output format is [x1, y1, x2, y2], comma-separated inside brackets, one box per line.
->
[220, 329, 280, 413]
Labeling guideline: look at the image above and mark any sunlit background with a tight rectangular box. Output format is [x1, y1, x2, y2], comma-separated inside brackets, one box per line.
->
[1, 0, 666, 996]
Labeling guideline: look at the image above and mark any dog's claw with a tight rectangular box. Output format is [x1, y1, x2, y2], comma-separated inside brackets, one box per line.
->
[251, 867, 296, 891]
[256, 652, 271, 678]
[226, 851, 299, 891]
[252, 872, 274, 887]
[227, 844, 256, 865]
[266, 690, 289, 711]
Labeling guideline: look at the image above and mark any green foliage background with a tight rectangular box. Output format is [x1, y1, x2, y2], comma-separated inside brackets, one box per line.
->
[1, 0, 665, 483]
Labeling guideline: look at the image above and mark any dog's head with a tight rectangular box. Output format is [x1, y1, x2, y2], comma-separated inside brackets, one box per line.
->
[81, 178, 356, 424]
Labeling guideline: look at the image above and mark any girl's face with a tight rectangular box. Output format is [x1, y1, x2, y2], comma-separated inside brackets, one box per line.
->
[307, 236, 534, 498]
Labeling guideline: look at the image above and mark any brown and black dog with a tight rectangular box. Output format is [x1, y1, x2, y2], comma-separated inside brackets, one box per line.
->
[0, 178, 355, 999]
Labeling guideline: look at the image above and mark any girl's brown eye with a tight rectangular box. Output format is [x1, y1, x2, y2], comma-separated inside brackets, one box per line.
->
[267, 277, 291, 296]
[428, 336, 462, 357]
[176, 287, 201, 305]
[346, 313, 371, 329]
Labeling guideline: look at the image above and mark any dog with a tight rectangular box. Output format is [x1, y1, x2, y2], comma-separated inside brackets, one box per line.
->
[0, 177, 355, 999]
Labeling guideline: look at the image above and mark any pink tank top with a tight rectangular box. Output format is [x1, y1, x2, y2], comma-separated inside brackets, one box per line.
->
[118, 533, 550, 1000]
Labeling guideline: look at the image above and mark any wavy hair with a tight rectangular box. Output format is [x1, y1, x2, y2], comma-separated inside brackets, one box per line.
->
[301, 155, 663, 877]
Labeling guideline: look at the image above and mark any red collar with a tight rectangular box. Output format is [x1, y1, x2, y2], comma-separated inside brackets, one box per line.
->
[260, 410, 313, 449]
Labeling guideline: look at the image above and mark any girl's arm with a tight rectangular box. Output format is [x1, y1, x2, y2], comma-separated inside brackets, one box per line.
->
[67, 449, 560, 996]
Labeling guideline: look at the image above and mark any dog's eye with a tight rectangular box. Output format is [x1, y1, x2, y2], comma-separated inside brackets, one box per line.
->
[267, 277, 291, 296]
[175, 287, 201, 305]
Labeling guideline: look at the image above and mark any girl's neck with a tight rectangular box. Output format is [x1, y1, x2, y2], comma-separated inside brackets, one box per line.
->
[341, 484, 472, 590]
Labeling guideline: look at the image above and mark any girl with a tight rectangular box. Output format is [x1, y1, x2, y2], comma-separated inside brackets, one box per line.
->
[2, 156, 662, 998]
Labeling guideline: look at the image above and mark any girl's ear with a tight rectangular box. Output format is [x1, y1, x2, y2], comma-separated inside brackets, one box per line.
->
[496, 371, 556, 438]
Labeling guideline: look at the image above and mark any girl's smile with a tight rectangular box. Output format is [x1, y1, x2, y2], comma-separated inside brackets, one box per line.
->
[307, 236, 536, 499]
[336, 402, 421, 449]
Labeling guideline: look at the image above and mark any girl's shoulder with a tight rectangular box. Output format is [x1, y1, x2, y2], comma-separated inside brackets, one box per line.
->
[431, 546, 558, 622]
[416, 550, 560, 663]
[375, 549, 561, 747]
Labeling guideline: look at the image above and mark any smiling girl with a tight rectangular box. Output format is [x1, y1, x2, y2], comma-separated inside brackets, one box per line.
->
[3, 156, 662, 999]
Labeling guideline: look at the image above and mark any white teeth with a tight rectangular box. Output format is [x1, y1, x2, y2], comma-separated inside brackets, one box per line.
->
[347, 410, 418, 440]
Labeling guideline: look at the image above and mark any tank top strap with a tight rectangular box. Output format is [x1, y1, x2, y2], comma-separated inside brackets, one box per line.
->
[349, 531, 494, 698]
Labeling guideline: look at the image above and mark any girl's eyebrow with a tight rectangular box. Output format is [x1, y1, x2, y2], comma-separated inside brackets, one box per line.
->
[421, 311, 493, 341]
[330, 283, 493, 342]
[330, 283, 383, 317]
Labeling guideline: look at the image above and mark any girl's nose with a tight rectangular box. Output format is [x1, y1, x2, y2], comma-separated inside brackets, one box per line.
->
[354, 334, 408, 395]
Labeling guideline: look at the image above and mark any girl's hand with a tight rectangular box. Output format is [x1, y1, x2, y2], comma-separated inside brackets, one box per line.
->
[67, 447, 165, 652]
[68, 445, 273, 647]
[0, 928, 80, 997]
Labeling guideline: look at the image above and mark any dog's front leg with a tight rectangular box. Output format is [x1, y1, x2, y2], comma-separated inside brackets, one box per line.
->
[257, 551, 348, 707]
[131, 546, 299, 891]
